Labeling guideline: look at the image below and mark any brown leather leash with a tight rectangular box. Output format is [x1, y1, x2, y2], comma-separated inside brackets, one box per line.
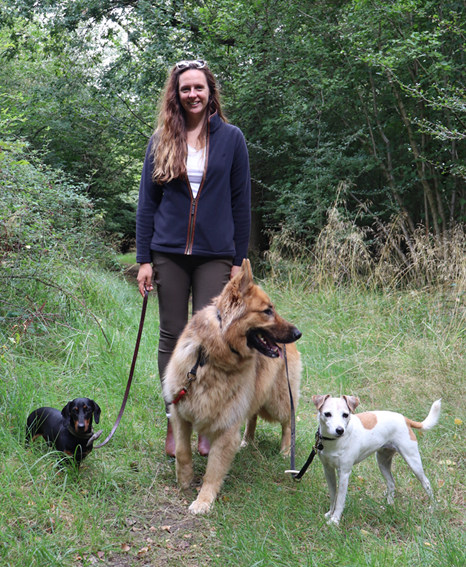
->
[88, 288, 149, 449]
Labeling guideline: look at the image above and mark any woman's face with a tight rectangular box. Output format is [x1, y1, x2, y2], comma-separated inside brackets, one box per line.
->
[178, 70, 210, 122]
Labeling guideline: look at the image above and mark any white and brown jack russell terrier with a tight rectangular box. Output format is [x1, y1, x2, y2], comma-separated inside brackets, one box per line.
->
[312, 395, 441, 525]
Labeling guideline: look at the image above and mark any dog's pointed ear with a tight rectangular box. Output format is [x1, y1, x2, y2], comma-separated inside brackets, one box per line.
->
[91, 400, 101, 424]
[228, 258, 254, 296]
[62, 401, 72, 420]
[239, 258, 254, 294]
[342, 395, 359, 413]
[312, 394, 330, 411]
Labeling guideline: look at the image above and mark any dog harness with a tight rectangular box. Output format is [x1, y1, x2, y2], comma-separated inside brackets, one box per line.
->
[172, 346, 207, 405]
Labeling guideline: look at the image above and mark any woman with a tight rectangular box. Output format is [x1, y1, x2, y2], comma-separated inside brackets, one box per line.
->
[136, 60, 251, 456]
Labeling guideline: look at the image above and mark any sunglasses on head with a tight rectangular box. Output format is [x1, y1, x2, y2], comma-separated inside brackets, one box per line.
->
[175, 59, 206, 70]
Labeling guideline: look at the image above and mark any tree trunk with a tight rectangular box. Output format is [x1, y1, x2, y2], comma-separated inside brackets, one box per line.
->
[385, 69, 441, 236]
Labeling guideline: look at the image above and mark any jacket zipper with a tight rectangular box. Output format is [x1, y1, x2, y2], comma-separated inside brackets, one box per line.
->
[184, 120, 211, 255]
[185, 198, 197, 255]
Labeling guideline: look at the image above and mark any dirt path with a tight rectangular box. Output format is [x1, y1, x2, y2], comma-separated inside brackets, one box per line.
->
[122, 263, 139, 285]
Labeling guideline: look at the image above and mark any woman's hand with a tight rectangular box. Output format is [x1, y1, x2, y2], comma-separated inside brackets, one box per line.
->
[137, 263, 154, 297]
[230, 264, 241, 279]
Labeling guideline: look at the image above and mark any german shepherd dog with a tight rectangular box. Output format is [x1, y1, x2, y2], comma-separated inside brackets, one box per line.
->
[163, 259, 302, 514]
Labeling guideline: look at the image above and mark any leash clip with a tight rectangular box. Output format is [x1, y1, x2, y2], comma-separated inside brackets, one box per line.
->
[284, 469, 301, 478]
[86, 429, 103, 447]
[314, 430, 324, 452]
[186, 370, 197, 382]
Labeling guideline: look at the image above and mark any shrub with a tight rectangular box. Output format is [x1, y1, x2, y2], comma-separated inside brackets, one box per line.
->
[0, 140, 116, 357]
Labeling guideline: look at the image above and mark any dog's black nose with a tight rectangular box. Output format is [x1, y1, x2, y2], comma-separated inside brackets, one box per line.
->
[293, 328, 302, 341]
[336, 427, 344, 436]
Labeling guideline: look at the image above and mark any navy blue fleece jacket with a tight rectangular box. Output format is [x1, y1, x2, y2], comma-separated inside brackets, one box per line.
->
[136, 112, 251, 266]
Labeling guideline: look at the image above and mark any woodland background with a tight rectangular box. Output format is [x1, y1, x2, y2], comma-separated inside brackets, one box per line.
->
[1, 0, 464, 265]
[1, 3, 464, 566]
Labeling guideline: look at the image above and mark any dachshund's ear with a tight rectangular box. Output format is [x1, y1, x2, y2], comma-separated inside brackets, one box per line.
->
[62, 401, 72, 420]
[92, 401, 101, 424]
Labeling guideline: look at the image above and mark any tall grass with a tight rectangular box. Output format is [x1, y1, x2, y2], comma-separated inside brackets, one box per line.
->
[265, 206, 466, 293]
[0, 263, 464, 566]
[1, 147, 464, 565]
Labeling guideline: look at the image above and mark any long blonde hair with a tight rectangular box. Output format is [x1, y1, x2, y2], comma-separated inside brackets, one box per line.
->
[151, 62, 227, 183]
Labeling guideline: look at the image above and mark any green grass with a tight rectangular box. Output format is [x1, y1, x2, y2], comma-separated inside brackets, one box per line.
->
[0, 269, 464, 567]
[117, 252, 138, 266]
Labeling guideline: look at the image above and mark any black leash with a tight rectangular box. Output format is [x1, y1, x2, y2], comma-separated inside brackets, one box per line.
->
[284, 345, 335, 479]
[284, 345, 296, 472]
[89, 288, 149, 449]
[286, 430, 326, 480]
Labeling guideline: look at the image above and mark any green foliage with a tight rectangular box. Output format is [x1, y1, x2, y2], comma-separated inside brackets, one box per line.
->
[0, 139, 116, 362]
[0, 8, 146, 241]
[1, 141, 109, 271]
[335, 0, 466, 232]
[0, 0, 464, 250]
[205, 0, 465, 239]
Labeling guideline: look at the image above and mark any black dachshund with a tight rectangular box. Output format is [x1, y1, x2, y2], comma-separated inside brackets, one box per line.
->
[26, 398, 101, 464]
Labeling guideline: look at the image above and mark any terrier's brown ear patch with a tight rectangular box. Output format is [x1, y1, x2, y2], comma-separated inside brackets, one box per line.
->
[312, 394, 330, 411]
[342, 395, 360, 413]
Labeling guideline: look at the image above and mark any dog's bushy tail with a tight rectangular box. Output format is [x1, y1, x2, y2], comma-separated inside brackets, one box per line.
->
[408, 399, 441, 431]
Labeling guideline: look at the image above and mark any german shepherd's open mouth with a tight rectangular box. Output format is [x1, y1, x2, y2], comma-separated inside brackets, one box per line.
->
[246, 327, 302, 358]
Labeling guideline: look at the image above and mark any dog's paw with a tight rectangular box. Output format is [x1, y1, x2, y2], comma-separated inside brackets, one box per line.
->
[326, 515, 340, 526]
[176, 470, 194, 491]
[188, 498, 212, 515]
[177, 477, 193, 491]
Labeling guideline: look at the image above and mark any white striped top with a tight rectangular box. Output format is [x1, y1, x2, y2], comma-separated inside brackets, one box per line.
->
[187, 145, 206, 198]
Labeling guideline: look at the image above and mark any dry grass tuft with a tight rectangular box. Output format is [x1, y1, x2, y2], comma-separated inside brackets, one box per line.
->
[314, 206, 373, 286]
[376, 221, 466, 289]
[266, 205, 466, 294]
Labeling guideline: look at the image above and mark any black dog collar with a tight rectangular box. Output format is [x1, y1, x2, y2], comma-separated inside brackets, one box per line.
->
[67, 425, 94, 440]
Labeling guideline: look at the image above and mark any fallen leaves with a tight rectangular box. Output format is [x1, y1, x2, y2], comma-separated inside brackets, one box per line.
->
[439, 459, 457, 467]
